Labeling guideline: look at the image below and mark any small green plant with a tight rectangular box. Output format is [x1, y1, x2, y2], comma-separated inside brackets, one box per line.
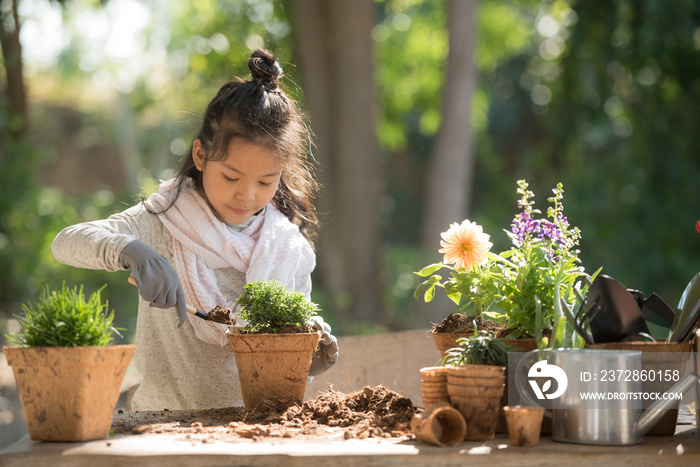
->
[5, 283, 122, 347]
[442, 329, 511, 367]
[236, 280, 318, 334]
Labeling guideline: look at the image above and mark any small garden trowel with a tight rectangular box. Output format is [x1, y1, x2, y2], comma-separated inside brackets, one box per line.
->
[627, 289, 676, 329]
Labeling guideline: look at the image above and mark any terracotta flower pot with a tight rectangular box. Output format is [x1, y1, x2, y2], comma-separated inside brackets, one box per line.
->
[227, 331, 321, 411]
[446, 364, 505, 440]
[4, 345, 136, 442]
[587, 340, 693, 435]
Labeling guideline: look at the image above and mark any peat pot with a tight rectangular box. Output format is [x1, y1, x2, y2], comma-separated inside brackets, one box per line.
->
[3, 345, 136, 442]
[410, 401, 466, 447]
[503, 405, 545, 447]
[226, 331, 321, 411]
[432, 331, 471, 359]
[446, 364, 505, 441]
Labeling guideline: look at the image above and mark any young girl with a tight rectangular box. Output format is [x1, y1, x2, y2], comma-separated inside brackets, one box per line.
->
[51, 49, 338, 411]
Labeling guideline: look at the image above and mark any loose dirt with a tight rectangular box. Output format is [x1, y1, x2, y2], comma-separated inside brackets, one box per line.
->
[433, 313, 508, 336]
[207, 306, 235, 325]
[433, 313, 552, 340]
[112, 386, 416, 443]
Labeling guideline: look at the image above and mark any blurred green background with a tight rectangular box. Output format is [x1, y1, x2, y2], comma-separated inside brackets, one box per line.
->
[2, 0, 699, 347]
[1, 0, 699, 449]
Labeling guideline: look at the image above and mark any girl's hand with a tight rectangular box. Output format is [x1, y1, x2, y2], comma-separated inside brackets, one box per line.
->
[119, 239, 187, 327]
[308, 315, 339, 376]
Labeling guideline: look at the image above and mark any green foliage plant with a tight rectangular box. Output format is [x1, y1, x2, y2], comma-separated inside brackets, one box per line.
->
[416, 179, 599, 348]
[442, 329, 510, 367]
[236, 280, 318, 334]
[6, 283, 122, 347]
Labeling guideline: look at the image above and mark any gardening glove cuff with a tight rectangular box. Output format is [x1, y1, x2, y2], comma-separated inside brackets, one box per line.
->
[119, 239, 187, 327]
[308, 315, 339, 376]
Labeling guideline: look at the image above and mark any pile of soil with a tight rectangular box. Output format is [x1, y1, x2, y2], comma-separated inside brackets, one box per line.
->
[433, 313, 552, 340]
[433, 313, 508, 337]
[281, 386, 414, 437]
[112, 386, 415, 443]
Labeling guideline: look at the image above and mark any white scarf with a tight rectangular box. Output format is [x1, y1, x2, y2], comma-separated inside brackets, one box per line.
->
[144, 177, 316, 347]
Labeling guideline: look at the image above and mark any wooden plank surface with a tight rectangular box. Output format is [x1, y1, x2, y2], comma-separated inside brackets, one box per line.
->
[1, 426, 699, 467]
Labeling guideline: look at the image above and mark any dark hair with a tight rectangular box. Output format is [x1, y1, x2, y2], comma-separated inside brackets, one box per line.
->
[150, 49, 318, 246]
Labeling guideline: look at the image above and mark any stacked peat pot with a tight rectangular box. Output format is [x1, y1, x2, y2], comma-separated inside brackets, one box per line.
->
[420, 366, 450, 409]
[430, 316, 539, 434]
[423, 331, 510, 441]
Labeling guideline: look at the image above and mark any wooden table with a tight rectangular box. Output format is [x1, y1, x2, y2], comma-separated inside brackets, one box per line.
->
[3, 330, 699, 466]
[1, 421, 699, 467]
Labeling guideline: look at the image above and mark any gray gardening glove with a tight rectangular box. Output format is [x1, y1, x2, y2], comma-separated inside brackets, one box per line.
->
[119, 239, 187, 327]
[308, 315, 339, 376]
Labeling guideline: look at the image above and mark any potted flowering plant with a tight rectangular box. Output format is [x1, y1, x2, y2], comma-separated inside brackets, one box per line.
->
[416, 179, 598, 352]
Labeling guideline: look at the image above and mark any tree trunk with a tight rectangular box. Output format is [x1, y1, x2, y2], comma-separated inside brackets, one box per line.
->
[288, 0, 341, 294]
[289, 0, 383, 325]
[0, 0, 28, 142]
[419, 0, 479, 324]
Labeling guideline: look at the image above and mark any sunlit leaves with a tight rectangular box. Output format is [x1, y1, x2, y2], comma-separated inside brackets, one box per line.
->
[375, 0, 540, 152]
[375, 0, 447, 151]
[7, 283, 122, 347]
[237, 280, 318, 334]
[478, 1, 533, 73]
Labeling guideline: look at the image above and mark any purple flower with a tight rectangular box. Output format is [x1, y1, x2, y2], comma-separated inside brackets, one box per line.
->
[511, 211, 567, 259]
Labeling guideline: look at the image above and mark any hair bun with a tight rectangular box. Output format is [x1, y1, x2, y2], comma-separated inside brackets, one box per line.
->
[248, 49, 282, 90]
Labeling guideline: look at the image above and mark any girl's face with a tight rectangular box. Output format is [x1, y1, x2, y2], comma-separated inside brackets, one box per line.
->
[193, 138, 282, 225]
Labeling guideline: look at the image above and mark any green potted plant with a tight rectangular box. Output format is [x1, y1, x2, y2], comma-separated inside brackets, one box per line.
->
[3, 283, 135, 442]
[416, 179, 598, 355]
[226, 280, 321, 411]
[442, 330, 510, 441]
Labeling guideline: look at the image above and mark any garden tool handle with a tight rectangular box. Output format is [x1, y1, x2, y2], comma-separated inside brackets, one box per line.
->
[127, 276, 202, 318]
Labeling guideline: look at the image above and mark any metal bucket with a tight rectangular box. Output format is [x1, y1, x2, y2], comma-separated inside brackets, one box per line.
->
[515, 348, 696, 445]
